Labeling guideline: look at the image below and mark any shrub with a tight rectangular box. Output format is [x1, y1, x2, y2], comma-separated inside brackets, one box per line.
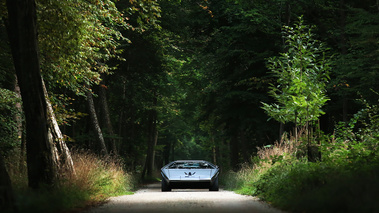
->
[224, 100, 379, 213]
[0, 88, 22, 156]
[253, 155, 379, 213]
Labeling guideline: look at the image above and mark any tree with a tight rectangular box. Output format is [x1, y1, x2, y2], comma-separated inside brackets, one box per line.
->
[38, 0, 129, 95]
[5, 0, 57, 188]
[142, 91, 158, 179]
[192, 0, 283, 168]
[36, 0, 129, 157]
[87, 89, 108, 155]
[0, 153, 16, 212]
[262, 17, 331, 160]
[327, 0, 379, 123]
[42, 81, 75, 174]
[98, 82, 118, 155]
[262, 17, 331, 127]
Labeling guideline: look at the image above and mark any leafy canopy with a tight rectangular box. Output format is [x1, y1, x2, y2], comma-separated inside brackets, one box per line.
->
[38, 0, 129, 95]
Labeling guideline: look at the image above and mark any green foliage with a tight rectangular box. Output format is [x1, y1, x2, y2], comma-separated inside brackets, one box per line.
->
[177, 0, 285, 167]
[0, 21, 14, 89]
[173, 136, 208, 160]
[0, 88, 22, 155]
[49, 94, 87, 126]
[126, 0, 162, 31]
[38, 0, 129, 95]
[251, 158, 379, 213]
[2, 2, 379, 212]
[225, 98, 379, 212]
[262, 16, 331, 126]
[329, 4, 379, 106]
[324, 98, 379, 163]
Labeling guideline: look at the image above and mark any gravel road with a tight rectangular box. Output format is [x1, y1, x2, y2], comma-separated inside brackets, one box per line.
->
[86, 183, 285, 213]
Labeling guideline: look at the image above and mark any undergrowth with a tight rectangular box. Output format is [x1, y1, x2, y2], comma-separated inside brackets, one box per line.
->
[6, 150, 136, 213]
[223, 101, 379, 213]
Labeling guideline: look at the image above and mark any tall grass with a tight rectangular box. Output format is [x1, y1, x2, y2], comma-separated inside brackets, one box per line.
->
[63, 151, 135, 200]
[223, 126, 379, 213]
[6, 149, 136, 213]
[222, 132, 300, 193]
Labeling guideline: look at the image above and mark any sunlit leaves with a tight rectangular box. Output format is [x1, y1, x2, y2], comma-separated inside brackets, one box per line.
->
[262, 17, 331, 126]
[38, 0, 129, 95]
[126, 0, 161, 31]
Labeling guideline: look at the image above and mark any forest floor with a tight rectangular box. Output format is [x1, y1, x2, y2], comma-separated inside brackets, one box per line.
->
[85, 183, 285, 213]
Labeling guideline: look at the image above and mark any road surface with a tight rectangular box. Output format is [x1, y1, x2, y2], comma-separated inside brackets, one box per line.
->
[87, 183, 285, 213]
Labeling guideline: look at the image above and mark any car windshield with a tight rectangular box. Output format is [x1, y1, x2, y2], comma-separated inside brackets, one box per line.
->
[168, 162, 212, 169]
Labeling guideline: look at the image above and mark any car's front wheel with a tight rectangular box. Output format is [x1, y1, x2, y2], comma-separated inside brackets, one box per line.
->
[161, 178, 171, 192]
[209, 177, 219, 191]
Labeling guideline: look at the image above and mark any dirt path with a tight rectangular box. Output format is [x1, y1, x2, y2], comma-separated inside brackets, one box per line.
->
[86, 183, 285, 213]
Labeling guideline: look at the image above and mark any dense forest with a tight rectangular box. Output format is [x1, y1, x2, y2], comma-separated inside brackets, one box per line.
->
[0, 0, 378, 212]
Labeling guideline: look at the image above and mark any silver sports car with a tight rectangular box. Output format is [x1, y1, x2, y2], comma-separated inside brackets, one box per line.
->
[160, 160, 219, 191]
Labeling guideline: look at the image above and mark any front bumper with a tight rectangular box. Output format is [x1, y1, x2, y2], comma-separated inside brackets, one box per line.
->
[161, 172, 218, 189]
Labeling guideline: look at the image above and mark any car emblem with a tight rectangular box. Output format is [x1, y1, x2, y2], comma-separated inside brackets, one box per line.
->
[184, 172, 196, 176]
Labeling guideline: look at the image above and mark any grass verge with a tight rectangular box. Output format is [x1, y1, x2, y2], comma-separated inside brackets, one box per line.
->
[7, 150, 136, 213]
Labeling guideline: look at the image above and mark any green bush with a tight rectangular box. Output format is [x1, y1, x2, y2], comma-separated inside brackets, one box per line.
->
[0, 88, 22, 155]
[253, 156, 379, 213]
[225, 100, 379, 213]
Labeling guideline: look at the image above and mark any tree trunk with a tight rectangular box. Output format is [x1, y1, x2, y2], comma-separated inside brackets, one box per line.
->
[144, 112, 157, 178]
[151, 129, 158, 173]
[13, 75, 22, 142]
[339, 0, 349, 124]
[99, 84, 118, 155]
[19, 134, 26, 174]
[240, 130, 250, 163]
[171, 139, 175, 162]
[343, 97, 348, 123]
[42, 80, 75, 175]
[163, 138, 171, 165]
[211, 135, 217, 164]
[0, 154, 16, 212]
[279, 122, 284, 141]
[306, 105, 311, 162]
[142, 93, 158, 179]
[285, 1, 292, 25]
[229, 134, 239, 171]
[117, 79, 126, 155]
[215, 140, 220, 166]
[13, 75, 26, 173]
[86, 90, 108, 156]
[294, 111, 298, 144]
[6, 0, 57, 188]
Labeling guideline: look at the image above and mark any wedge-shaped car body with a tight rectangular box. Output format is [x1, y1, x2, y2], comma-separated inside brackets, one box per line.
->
[161, 160, 219, 191]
